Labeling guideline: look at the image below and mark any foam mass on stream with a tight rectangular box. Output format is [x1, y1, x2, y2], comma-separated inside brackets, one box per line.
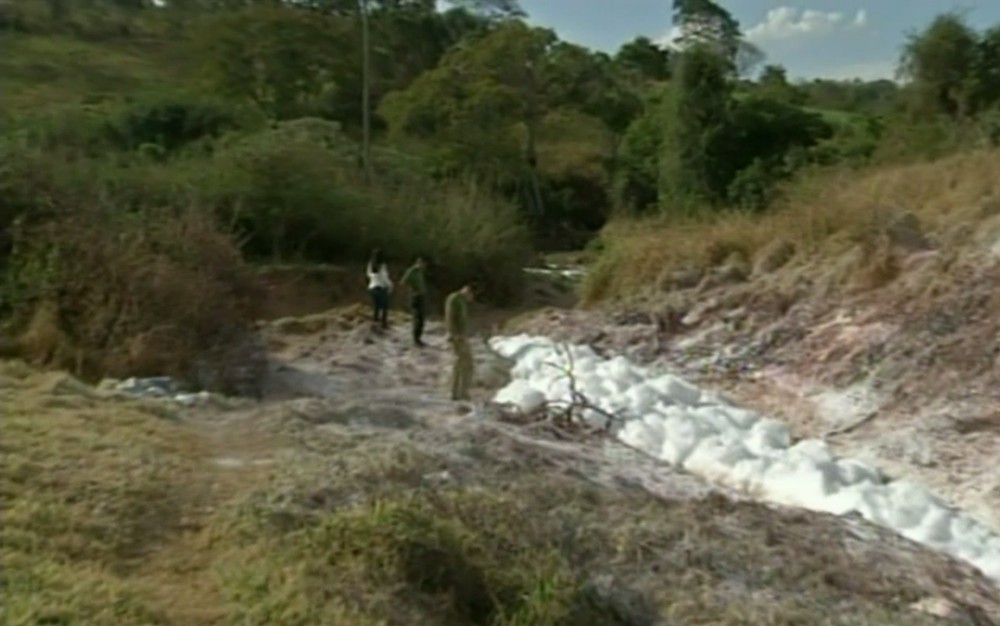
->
[489, 335, 1000, 582]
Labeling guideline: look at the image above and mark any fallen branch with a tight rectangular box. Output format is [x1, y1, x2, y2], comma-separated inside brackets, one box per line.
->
[509, 342, 626, 434]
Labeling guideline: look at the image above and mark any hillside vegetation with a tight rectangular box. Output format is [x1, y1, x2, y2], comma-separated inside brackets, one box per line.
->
[584, 149, 1000, 303]
[583, 7, 1000, 301]
[1, 0, 998, 385]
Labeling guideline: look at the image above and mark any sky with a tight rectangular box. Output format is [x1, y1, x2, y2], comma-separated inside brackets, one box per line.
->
[511, 0, 1000, 81]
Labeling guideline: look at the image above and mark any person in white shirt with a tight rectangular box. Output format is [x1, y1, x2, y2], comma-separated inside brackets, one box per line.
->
[366, 248, 392, 330]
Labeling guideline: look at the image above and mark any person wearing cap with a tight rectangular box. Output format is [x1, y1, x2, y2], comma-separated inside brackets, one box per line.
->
[444, 283, 475, 401]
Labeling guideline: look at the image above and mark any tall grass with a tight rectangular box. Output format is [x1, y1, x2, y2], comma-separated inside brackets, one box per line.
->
[370, 179, 533, 301]
[583, 149, 1000, 302]
[200, 118, 534, 301]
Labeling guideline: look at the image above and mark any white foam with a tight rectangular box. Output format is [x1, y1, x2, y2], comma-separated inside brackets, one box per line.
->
[489, 335, 1000, 582]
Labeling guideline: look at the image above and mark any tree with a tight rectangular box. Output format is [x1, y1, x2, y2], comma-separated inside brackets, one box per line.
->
[615, 36, 671, 82]
[799, 79, 899, 116]
[614, 90, 667, 213]
[353, 0, 504, 181]
[322, 2, 492, 131]
[721, 96, 832, 207]
[899, 13, 980, 118]
[670, 0, 763, 75]
[971, 25, 1000, 112]
[196, 7, 345, 119]
[658, 44, 733, 210]
[439, 0, 523, 18]
[545, 42, 642, 135]
[757, 64, 804, 105]
[381, 21, 639, 224]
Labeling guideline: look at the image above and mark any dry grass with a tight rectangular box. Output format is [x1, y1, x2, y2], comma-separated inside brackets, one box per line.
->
[5, 206, 264, 392]
[0, 360, 201, 625]
[583, 149, 1000, 302]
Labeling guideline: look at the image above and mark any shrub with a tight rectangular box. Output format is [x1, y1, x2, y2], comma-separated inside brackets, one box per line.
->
[3, 204, 264, 393]
[103, 93, 241, 153]
[371, 179, 533, 303]
[204, 120, 533, 302]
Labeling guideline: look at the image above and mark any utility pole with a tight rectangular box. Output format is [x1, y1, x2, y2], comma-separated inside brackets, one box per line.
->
[359, 0, 372, 183]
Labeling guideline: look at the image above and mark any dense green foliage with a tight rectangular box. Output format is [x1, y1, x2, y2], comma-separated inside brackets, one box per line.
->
[3, 0, 1000, 312]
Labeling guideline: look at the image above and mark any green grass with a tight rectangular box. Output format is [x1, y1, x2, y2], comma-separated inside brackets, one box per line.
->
[804, 105, 869, 127]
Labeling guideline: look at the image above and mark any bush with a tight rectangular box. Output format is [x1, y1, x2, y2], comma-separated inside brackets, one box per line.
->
[370, 179, 533, 302]
[3, 204, 264, 393]
[204, 120, 533, 302]
[3, 114, 532, 313]
[103, 93, 241, 153]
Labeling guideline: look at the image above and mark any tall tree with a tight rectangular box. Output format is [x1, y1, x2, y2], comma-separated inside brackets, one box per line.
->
[615, 36, 671, 82]
[439, 0, 523, 18]
[379, 21, 640, 231]
[196, 7, 345, 119]
[658, 44, 733, 210]
[899, 13, 980, 118]
[670, 0, 763, 75]
[971, 24, 1000, 112]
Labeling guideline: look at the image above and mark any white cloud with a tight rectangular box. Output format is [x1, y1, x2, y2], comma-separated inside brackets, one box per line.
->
[653, 25, 683, 50]
[745, 7, 869, 44]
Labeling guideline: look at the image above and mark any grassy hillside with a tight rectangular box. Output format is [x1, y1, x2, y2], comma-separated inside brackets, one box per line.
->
[0, 33, 193, 113]
[583, 148, 1000, 303]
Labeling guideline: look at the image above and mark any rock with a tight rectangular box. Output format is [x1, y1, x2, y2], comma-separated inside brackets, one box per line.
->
[96, 378, 121, 394]
[115, 376, 182, 397]
[697, 262, 748, 292]
[753, 239, 796, 275]
[910, 597, 959, 619]
[337, 403, 419, 430]
[573, 575, 658, 626]
[885, 211, 932, 251]
[658, 265, 703, 292]
[38, 373, 98, 398]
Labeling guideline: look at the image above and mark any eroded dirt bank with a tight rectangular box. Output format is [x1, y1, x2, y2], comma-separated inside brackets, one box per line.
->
[508, 207, 1000, 555]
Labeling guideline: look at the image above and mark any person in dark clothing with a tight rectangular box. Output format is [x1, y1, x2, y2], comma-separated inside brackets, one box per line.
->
[400, 256, 429, 346]
[366, 249, 392, 330]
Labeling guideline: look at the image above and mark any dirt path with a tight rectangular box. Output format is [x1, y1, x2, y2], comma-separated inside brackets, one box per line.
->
[123, 303, 515, 623]
[133, 415, 285, 625]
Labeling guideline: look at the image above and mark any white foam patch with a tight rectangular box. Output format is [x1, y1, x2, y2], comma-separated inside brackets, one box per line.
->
[489, 334, 1000, 582]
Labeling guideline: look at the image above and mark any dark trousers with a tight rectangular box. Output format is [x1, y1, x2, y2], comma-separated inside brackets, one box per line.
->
[410, 294, 426, 344]
[370, 287, 389, 329]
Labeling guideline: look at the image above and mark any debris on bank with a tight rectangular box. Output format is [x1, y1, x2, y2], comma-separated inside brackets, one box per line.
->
[100, 376, 215, 406]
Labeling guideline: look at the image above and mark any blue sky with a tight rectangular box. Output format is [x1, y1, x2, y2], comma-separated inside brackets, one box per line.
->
[513, 1, 1000, 81]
